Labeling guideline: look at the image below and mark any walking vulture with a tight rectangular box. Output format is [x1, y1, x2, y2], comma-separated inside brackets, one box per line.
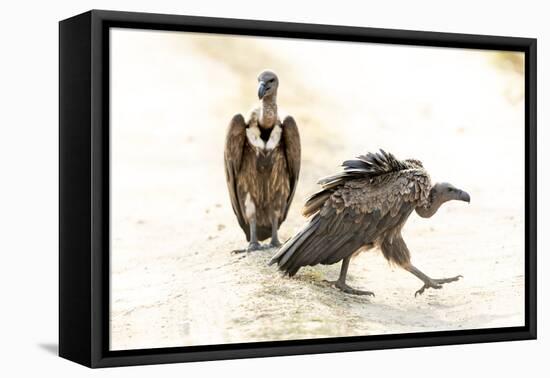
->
[269, 150, 470, 297]
[224, 70, 301, 252]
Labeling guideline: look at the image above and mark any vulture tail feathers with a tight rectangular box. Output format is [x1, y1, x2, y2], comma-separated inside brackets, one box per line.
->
[256, 226, 272, 242]
[243, 224, 271, 242]
[268, 214, 321, 276]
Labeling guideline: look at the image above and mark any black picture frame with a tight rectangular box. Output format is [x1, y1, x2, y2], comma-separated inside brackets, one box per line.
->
[59, 9, 537, 368]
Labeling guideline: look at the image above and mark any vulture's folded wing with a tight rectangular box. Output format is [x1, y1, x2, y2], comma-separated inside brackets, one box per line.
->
[271, 167, 430, 274]
[303, 150, 414, 218]
[224, 114, 248, 236]
[281, 116, 301, 222]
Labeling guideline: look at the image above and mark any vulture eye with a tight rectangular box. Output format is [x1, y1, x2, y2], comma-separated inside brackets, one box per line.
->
[447, 188, 453, 192]
[269, 79, 275, 83]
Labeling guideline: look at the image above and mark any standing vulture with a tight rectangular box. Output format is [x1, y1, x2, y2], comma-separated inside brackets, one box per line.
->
[224, 70, 301, 252]
[269, 150, 470, 297]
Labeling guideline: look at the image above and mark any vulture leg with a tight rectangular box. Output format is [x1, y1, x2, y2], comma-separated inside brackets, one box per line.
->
[405, 265, 462, 297]
[231, 219, 263, 254]
[247, 218, 262, 251]
[269, 214, 282, 248]
[326, 256, 375, 297]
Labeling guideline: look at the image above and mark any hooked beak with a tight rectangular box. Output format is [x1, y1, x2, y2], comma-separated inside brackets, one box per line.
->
[258, 81, 267, 99]
[457, 190, 471, 203]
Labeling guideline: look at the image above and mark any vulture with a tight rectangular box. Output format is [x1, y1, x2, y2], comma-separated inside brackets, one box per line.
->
[224, 70, 301, 252]
[269, 150, 470, 297]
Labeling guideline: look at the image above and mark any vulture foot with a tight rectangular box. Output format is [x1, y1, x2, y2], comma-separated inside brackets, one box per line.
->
[231, 241, 264, 254]
[325, 280, 375, 297]
[415, 275, 462, 297]
[247, 241, 263, 251]
[268, 240, 282, 248]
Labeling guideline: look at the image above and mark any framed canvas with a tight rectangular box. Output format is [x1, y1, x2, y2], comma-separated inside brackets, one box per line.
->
[59, 10, 537, 368]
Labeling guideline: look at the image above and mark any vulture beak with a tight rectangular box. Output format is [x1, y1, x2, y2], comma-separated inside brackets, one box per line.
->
[457, 190, 471, 203]
[258, 81, 267, 99]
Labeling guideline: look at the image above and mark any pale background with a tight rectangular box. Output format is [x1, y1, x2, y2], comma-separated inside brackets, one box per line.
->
[0, 0, 547, 377]
[110, 29, 524, 350]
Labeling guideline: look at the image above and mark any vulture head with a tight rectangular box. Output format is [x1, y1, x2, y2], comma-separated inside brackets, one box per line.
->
[416, 182, 470, 218]
[257, 70, 279, 99]
[432, 182, 471, 204]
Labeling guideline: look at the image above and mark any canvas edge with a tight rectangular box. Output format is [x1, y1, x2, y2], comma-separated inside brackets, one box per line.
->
[59, 10, 94, 368]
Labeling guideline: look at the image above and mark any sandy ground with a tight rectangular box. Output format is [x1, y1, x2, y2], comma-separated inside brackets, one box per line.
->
[109, 29, 525, 350]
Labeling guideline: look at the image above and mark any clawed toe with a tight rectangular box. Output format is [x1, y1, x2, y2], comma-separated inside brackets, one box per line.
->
[415, 275, 462, 297]
[325, 280, 375, 297]
[415, 282, 442, 297]
[246, 242, 263, 252]
[342, 287, 375, 297]
[433, 275, 463, 284]
[231, 242, 265, 254]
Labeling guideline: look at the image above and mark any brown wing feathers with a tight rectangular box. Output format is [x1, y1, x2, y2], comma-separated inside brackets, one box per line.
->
[223, 114, 249, 239]
[303, 150, 413, 218]
[281, 116, 301, 222]
[270, 150, 428, 276]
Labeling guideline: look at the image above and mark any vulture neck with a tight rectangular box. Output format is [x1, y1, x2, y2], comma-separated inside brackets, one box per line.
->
[259, 94, 278, 129]
[415, 190, 445, 218]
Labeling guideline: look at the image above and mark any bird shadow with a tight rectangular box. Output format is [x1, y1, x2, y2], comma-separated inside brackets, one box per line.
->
[37, 343, 58, 355]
